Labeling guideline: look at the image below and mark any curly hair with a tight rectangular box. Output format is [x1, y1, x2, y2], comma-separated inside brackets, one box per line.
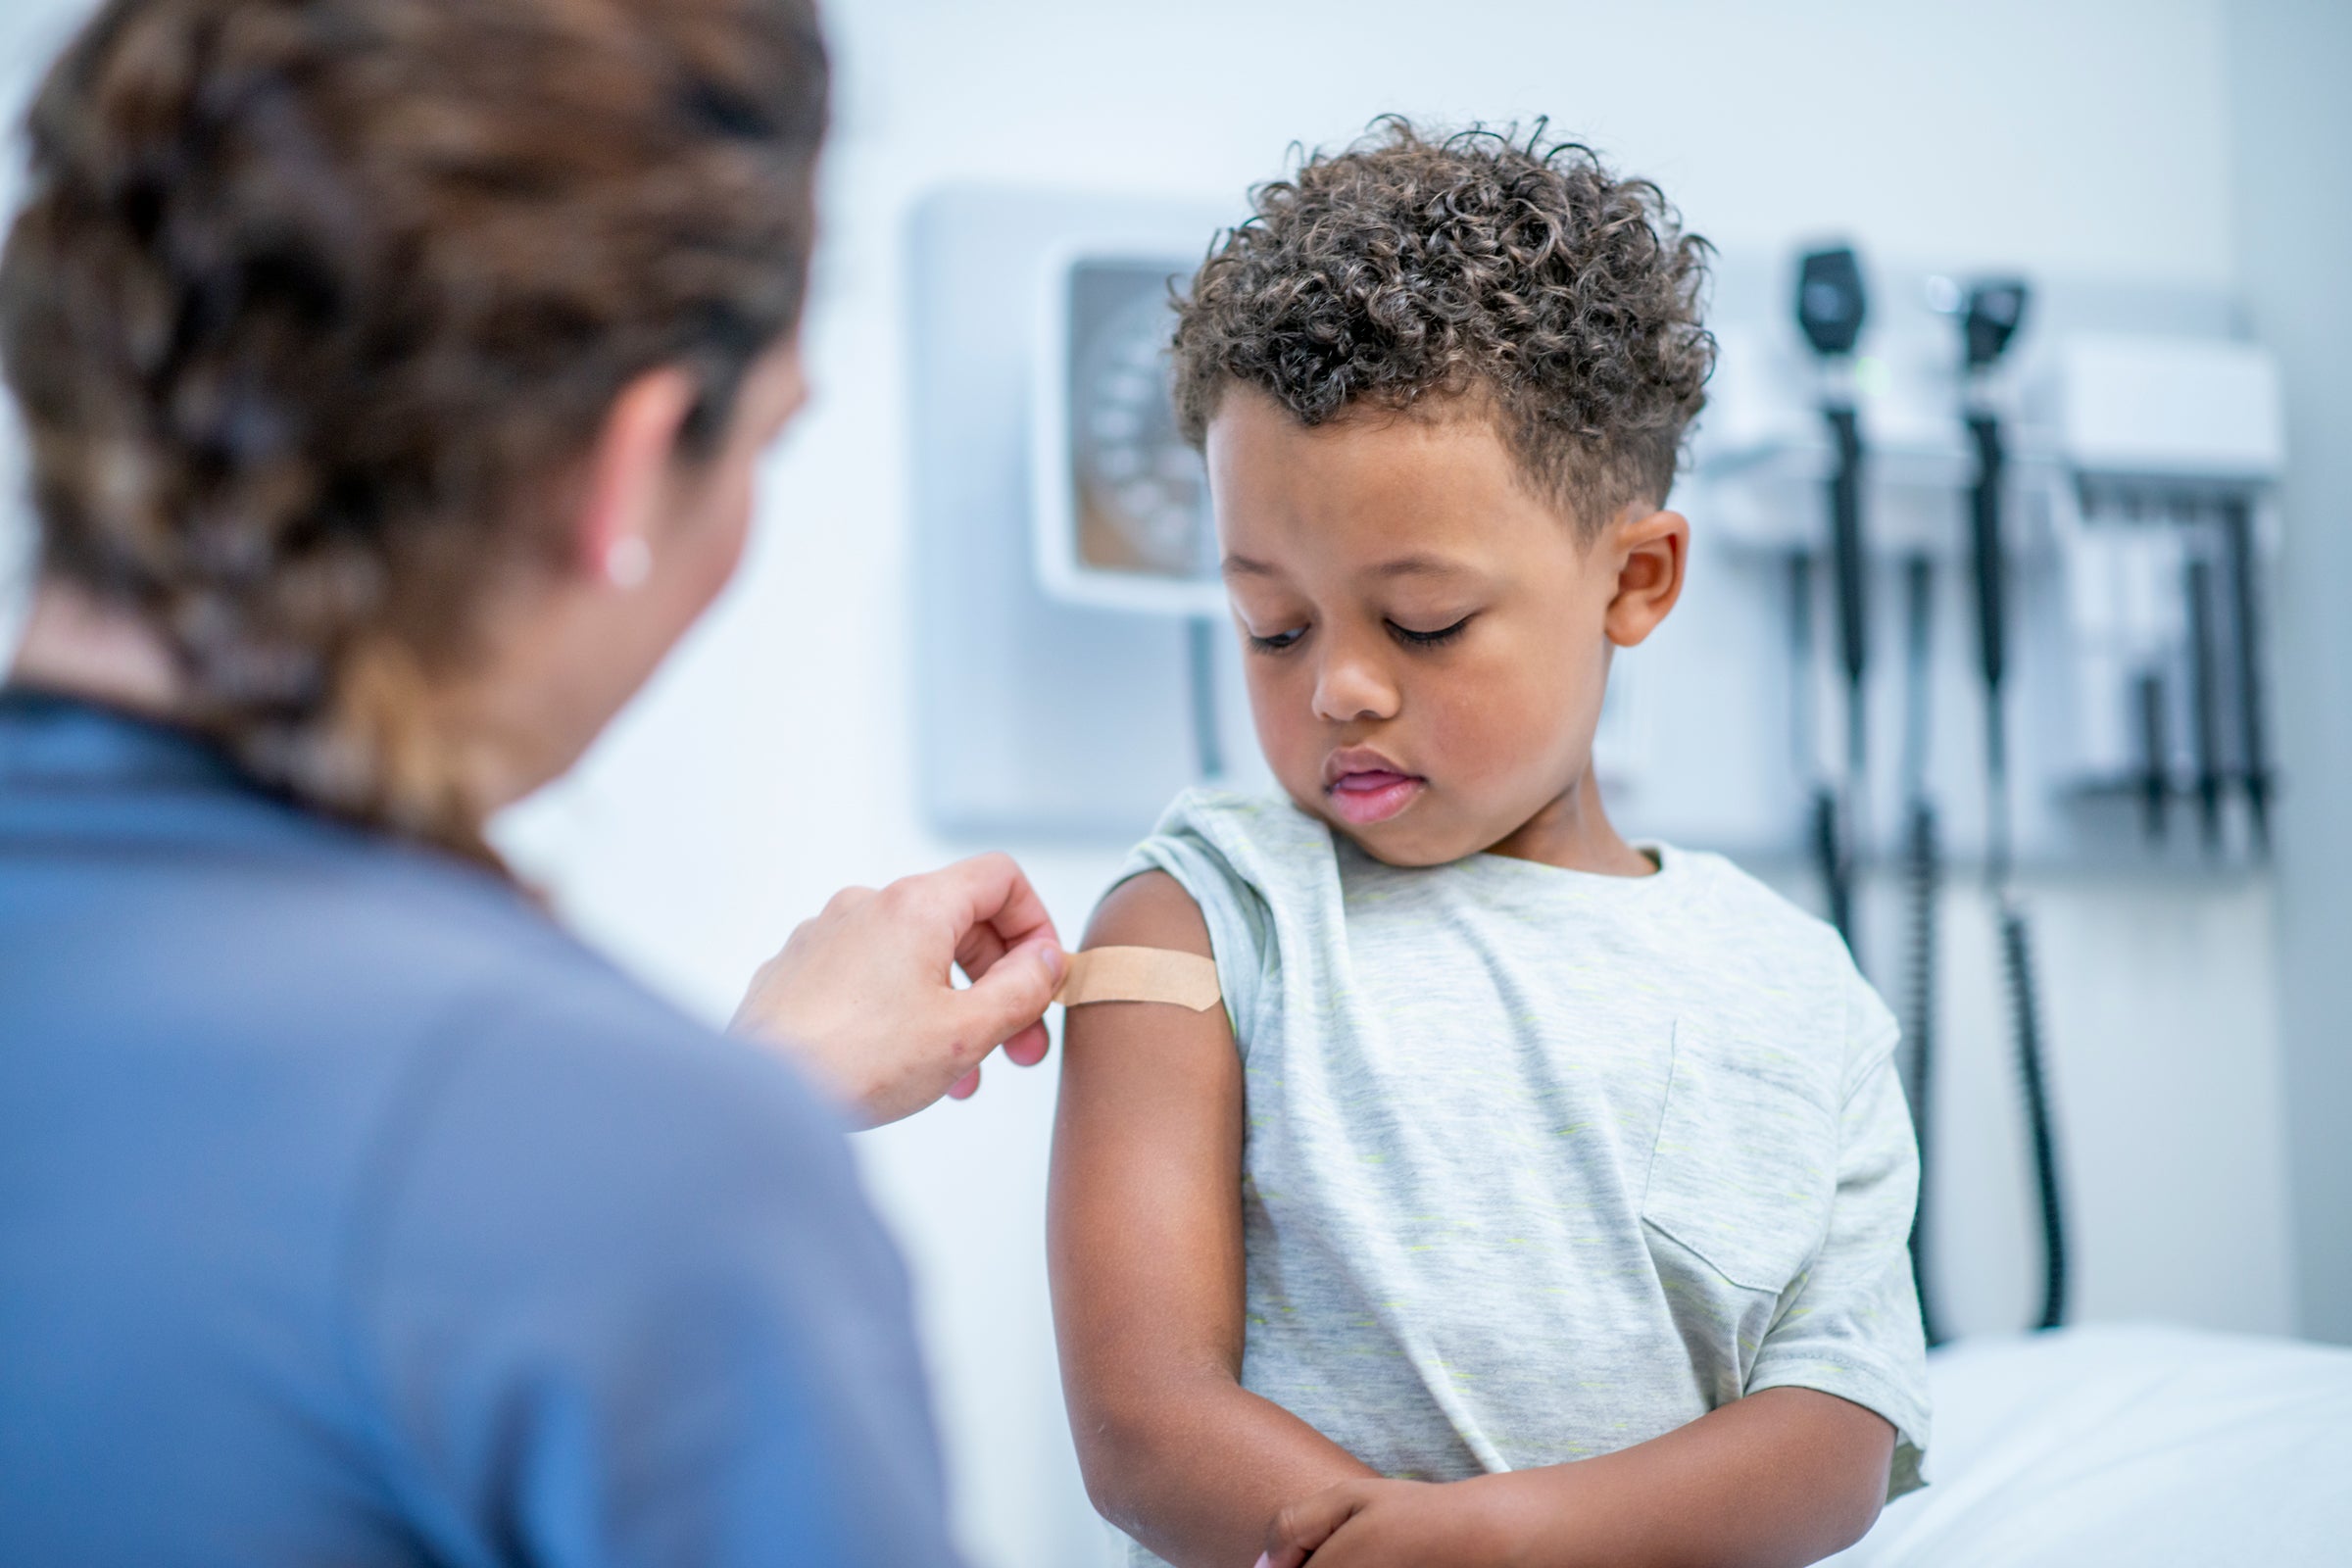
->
[1171, 119, 1714, 532]
[0, 0, 828, 865]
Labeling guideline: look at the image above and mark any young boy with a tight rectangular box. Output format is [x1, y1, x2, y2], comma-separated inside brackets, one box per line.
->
[1047, 122, 1929, 1568]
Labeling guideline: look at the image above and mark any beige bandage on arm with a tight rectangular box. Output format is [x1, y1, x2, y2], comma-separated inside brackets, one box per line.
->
[1053, 946, 1222, 1012]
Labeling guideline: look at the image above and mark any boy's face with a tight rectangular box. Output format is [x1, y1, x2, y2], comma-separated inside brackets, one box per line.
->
[1205, 386, 1687, 868]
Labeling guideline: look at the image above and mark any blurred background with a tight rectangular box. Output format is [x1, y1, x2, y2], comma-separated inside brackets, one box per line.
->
[2, 2, 2346, 1564]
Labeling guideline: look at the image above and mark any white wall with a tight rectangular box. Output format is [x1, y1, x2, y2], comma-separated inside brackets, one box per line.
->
[0, 3, 2316, 1566]
[2226, 0, 2352, 1345]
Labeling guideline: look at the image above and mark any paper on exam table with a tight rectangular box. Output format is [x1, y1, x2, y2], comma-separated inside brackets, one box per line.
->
[1053, 946, 1221, 1011]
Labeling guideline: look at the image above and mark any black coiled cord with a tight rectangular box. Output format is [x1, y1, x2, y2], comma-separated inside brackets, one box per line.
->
[2001, 902, 2069, 1331]
[1902, 800, 1943, 1348]
[1969, 401, 2070, 1337]
[1896, 556, 1947, 1347]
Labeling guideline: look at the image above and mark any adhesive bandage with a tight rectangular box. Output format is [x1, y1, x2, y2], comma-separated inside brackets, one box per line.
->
[1053, 946, 1222, 1011]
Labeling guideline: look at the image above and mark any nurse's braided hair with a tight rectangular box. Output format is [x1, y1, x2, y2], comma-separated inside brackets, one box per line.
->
[0, 0, 828, 865]
[1172, 118, 1714, 534]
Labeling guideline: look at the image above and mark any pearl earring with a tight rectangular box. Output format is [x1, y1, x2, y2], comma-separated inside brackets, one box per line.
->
[604, 535, 652, 590]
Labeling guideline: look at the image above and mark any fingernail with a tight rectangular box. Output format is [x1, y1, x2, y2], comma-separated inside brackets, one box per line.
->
[1041, 943, 1067, 984]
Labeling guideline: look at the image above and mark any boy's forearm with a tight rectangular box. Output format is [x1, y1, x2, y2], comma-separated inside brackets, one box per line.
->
[1469, 1388, 1894, 1568]
[1255, 1389, 1893, 1568]
[1081, 1371, 1379, 1568]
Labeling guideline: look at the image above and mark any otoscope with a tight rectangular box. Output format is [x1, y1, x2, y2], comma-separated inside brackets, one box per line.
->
[1795, 247, 1871, 959]
[1958, 279, 2069, 1333]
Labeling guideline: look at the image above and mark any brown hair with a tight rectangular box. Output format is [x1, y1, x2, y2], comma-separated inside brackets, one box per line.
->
[0, 0, 829, 863]
[1171, 118, 1714, 533]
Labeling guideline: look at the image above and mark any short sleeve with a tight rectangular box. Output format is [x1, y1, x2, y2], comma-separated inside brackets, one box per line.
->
[1114, 791, 1283, 1054]
[343, 985, 963, 1568]
[1745, 977, 1933, 1499]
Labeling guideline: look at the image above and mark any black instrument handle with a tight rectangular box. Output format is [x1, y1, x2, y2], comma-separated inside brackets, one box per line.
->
[1826, 406, 1869, 698]
[2136, 670, 2169, 844]
[1900, 557, 1934, 791]
[2220, 498, 2273, 856]
[1813, 786, 1854, 954]
[1788, 553, 1818, 776]
[1966, 414, 2006, 699]
[2186, 557, 2225, 853]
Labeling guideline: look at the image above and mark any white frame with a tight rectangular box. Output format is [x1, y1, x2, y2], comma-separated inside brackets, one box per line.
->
[1029, 235, 1230, 618]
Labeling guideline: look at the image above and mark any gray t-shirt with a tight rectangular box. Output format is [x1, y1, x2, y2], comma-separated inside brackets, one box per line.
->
[1119, 788, 1929, 1558]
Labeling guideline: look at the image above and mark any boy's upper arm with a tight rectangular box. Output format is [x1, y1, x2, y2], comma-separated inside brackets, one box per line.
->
[1048, 870, 1248, 1414]
[1082, 866, 1222, 963]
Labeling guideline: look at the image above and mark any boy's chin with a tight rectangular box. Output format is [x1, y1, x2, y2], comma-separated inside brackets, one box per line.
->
[1298, 794, 1484, 868]
[1348, 836, 1466, 868]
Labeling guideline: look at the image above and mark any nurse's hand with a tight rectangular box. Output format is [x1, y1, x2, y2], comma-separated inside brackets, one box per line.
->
[729, 852, 1066, 1127]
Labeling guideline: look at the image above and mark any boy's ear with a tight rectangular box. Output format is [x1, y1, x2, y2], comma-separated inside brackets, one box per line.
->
[1602, 508, 1690, 649]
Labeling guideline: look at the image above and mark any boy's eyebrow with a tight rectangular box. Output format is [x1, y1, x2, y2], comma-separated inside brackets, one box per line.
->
[1221, 553, 1475, 582]
[1361, 554, 1475, 582]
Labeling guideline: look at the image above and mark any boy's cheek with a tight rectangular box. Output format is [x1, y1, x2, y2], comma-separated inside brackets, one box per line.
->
[1245, 662, 1309, 735]
[1245, 673, 1319, 785]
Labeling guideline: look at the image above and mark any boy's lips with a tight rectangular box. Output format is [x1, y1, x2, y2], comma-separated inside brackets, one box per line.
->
[1325, 766, 1427, 826]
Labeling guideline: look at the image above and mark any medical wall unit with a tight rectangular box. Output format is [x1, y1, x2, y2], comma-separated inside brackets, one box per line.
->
[1691, 255, 2283, 876]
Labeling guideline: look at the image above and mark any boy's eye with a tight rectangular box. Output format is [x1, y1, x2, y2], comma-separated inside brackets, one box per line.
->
[1388, 613, 1474, 649]
[1247, 626, 1307, 654]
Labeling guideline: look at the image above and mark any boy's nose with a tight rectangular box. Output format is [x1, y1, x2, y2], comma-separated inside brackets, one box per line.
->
[1310, 650, 1401, 724]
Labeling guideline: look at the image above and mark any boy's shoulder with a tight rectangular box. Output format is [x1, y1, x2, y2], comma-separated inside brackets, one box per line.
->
[1146, 784, 1323, 847]
[1117, 798, 1893, 1081]
[1112, 787, 1336, 1037]
[1658, 845, 1899, 1090]
[1123, 785, 1330, 901]
[1128, 797, 1858, 977]
[1660, 845, 1848, 952]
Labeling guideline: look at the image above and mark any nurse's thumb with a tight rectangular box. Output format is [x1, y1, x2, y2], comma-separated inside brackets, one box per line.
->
[955, 939, 1064, 1049]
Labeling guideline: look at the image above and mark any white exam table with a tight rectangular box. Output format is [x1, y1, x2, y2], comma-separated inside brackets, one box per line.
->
[1827, 1323, 2352, 1566]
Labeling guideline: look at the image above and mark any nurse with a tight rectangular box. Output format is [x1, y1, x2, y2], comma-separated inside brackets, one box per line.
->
[0, 1, 1057, 1562]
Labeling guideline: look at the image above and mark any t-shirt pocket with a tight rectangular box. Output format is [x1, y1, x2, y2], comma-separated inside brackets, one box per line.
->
[1639, 1020, 1838, 1294]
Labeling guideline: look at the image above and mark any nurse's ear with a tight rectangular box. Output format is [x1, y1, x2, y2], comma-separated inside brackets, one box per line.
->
[1602, 507, 1690, 649]
[573, 367, 700, 592]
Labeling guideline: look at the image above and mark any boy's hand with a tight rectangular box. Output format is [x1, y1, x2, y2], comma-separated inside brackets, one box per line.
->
[1258, 1477, 1516, 1568]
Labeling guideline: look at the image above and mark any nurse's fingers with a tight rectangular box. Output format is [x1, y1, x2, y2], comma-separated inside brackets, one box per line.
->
[956, 917, 1010, 983]
[955, 909, 1053, 1064]
[956, 916, 1052, 1068]
[1001, 1019, 1051, 1068]
[926, 852, 1059, 956]
[949, 934, 1064, 1063]
[947, 1065, 981, 1100]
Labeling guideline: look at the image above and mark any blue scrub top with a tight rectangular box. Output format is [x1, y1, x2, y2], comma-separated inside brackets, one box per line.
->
[0, 690, 962, 1567]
